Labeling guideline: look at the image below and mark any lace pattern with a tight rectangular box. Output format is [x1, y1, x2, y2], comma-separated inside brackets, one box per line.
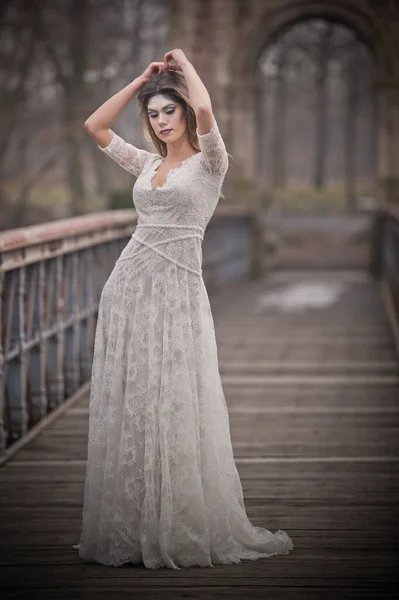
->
[74, 117, 294, 569]
[98, 131, 155, 177]
[196, 118, 229, 176]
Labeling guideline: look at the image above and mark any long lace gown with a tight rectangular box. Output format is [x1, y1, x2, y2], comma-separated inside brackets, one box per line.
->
[73, 118, 294, 569]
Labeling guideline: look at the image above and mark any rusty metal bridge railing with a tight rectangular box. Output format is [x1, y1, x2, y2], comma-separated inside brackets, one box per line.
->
[373, 204, 399, 357]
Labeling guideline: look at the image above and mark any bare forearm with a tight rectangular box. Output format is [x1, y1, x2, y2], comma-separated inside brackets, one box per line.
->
[84, 76, 145, 131]
[180, 61, 212, 114]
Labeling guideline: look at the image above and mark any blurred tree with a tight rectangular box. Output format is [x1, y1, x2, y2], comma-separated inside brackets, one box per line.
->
[313, 21, 333, 189]
[0, 0, 167, 227]
[33, 0, 106, 215]
[272, 38, 288, 188]
[84, 0, 146, 199]
[0, 0, 38, 213]
[343, 36, 360, 211]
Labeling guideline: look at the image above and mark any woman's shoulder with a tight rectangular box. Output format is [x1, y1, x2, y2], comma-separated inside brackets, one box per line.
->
[195, 119, 229, 178]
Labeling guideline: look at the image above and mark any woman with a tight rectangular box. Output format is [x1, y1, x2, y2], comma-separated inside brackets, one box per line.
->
[73, 48, 294, 570]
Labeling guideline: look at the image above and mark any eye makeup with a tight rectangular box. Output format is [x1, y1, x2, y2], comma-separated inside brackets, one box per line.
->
[148, 104, 176, 118]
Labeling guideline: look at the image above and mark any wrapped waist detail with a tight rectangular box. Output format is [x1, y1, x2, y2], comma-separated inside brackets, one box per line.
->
[116, 223, 204, 277]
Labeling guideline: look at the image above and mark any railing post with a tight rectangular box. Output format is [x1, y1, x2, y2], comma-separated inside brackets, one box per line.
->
[0, 271, 6, 454]
[373, 205, 399, 358]
[7, 267, 28, 442]
[65, 252, 80, 395]
[80, 247, 95, 381]
[250, 211, 266, 278]
[370, 208, 385, 278]
[29, 261, 48, 423]
[47, 256, 65, 409]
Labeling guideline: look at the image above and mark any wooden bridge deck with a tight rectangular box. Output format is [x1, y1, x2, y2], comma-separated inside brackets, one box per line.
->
[1, 270, 398, 599]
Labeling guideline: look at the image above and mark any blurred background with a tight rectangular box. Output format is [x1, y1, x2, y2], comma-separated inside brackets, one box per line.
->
[0, 0, 169, 229]
[258, 19, 376, 212]
[0, 0, 389, 231]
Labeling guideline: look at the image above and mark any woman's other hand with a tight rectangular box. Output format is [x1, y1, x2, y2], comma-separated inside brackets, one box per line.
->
[163, 49, 190, 71]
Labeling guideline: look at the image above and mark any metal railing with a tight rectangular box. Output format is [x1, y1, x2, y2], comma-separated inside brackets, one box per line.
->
[372, 204, 399, 356]
[0, 207, 256, 458]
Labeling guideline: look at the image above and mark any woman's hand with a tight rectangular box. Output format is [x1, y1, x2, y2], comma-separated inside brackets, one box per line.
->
[139, 61, 167, 84]
[163, 49, 190, 71]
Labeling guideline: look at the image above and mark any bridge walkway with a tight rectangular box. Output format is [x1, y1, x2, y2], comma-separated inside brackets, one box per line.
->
[1, 269, 398, 599]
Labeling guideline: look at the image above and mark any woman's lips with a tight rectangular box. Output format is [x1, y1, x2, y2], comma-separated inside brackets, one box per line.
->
[160, 129, 172, 135]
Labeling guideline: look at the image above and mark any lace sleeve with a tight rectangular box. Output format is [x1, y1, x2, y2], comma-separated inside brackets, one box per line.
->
[196, 118, 229, 177]
[97, 130, 154, 177]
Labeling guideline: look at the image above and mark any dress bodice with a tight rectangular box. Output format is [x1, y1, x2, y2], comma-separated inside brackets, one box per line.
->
[97, 118, 229, 233]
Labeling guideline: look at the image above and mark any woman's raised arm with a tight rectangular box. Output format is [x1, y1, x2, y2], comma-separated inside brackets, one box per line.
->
[164, 49, 228, 177]
[164, 49, 214, 135]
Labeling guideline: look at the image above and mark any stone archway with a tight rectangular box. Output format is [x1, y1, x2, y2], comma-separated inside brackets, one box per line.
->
[231, 0, 398, 209]
[169, 0, 399, 208]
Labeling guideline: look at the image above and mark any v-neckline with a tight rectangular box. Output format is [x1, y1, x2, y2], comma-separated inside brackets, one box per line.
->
[150, 153, 199, 191]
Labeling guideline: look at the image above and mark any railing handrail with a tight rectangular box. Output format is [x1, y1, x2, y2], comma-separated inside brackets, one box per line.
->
[0, 205, 252, 254]
[0, 210, 138, 253]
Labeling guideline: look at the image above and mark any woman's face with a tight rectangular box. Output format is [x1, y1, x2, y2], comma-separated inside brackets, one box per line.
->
[147, 94, 187, 142]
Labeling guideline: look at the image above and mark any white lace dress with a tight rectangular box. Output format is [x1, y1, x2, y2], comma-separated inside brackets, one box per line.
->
[73, 118, 294, 569]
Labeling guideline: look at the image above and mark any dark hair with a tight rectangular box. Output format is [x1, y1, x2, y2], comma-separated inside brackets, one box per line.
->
[137, 70, 200, 158]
